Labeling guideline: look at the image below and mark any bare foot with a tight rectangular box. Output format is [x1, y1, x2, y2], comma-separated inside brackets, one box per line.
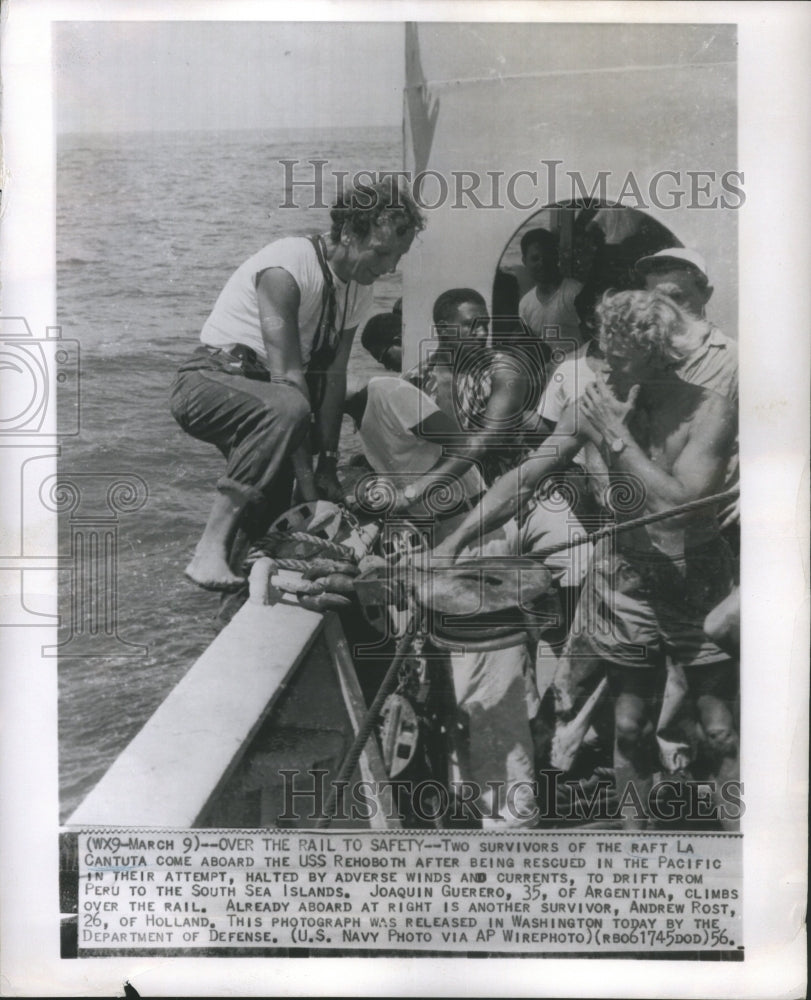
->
[184, 552, 245, 592]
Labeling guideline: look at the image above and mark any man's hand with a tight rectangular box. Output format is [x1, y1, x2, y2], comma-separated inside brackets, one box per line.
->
[719, 494, 740, 529]
[314, 469, 345, 504]
[579, 377, 640, 444]
[292, 444, 318, 503]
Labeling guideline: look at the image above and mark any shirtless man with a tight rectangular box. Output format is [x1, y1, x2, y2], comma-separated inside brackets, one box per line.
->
[635, 246, 739, 537]
[359, 289, 582, 826]
[391, 288, 543, 507]
[435, 289, 738, 829]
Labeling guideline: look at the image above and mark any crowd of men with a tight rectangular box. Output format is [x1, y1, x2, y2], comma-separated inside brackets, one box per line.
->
[171, 178, 740, 830]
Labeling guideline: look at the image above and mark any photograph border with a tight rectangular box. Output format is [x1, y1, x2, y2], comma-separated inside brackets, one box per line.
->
[1, 1, 808, 997]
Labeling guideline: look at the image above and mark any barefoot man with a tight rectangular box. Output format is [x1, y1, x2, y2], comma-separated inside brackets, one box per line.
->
[434, 289, 738, 829]
[170, 177, 424, 590]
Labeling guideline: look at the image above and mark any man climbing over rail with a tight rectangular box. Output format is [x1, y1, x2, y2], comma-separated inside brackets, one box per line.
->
[170, 177, 424, 591]
[434, 289, 739, 829]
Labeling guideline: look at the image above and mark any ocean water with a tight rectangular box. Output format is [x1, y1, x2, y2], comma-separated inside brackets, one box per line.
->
[57, 127, 402, 819]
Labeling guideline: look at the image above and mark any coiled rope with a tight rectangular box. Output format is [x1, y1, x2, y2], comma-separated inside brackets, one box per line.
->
[246, 530, 358, 567]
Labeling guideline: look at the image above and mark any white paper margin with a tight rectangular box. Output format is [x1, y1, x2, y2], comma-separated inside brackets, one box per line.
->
[0, 1, 808, 997]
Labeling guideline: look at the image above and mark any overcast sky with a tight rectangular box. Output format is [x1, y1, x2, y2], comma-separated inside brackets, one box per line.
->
[54, 21, 405, 133]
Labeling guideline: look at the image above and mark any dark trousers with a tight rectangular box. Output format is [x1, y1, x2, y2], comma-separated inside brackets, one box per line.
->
[170, 361, 310, 537]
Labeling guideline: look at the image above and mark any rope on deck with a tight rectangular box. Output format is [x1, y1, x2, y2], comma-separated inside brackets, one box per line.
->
[248, 530, 358, 564]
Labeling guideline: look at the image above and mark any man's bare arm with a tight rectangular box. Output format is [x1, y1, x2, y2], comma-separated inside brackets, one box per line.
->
[256, 268, 309, 401]
[663, 393, 737, 504]
[580, 380, 736, 511]
[433, 403, 585, 558]
[255, 268, 317, 500]
[406, 355, 530, 500]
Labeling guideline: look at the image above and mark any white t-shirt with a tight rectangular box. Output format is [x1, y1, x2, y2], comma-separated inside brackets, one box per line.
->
[360, 376, 484, 495]
[677, 323, 738, 403]
[537, 343, 604, 477]
[361, 377, 444, 474]
[519, 277, 584, 352]
[200, 236, 374, 366]
[537, 343, 600, 425]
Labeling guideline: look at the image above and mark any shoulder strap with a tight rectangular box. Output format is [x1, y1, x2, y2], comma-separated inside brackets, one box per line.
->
[308, 234, 337, 357]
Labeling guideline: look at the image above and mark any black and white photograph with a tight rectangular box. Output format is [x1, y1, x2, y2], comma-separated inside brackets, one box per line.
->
[0, 2, 807, 996]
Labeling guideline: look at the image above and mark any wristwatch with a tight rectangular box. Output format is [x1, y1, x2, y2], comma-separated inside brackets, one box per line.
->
[609, 436, 627, 455]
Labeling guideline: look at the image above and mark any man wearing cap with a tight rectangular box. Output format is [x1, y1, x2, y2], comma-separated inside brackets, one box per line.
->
[636, 245, 741, 695]
[635, 247, 739, 540]
[634, 248, 738, 403]
[435, 290, 739, 830]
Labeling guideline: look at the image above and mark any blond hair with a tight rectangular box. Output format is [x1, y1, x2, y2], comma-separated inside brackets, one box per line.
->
[596, 289, 689, 370]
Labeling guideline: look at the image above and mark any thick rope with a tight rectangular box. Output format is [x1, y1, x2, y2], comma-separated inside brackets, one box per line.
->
[250, 530, 357, 564]
[245, 555, 347, 574]
[532, 485, 739, 559]
[474, 486, 740, 564]
[245, 556, 313, 573]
